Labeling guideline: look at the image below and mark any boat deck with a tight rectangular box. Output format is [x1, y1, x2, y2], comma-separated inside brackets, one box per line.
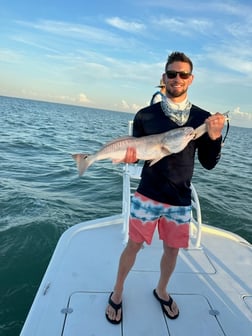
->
[21, 215, 252, 336]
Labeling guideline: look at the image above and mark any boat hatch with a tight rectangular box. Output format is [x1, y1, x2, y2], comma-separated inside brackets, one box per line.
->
[243, 296, 252, 313]
[62, 292, 121, 336]
[62, 292, 225, 335]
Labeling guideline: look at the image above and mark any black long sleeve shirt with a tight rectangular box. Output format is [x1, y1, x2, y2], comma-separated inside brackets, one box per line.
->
[133, 103, 222, 206]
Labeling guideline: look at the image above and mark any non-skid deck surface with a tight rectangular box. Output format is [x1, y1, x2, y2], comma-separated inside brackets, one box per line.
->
[62, 291, 224, 336]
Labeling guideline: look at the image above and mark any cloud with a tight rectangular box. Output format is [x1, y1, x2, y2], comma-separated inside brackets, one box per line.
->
[78, 93, 91, 104]
[11, 35, 60, 54]
[230, 107, 252, 128]
[117, 100, 143, 113]
[232, 107, 252, 119]
[203, 43, 252, 80]
[14, 18, 144, 56]
[0, 48, 22, 63]
[145, 0, 252, 19]
[27, 93, 92, 106]
[106, 17, 146, 33]
[132, 103, 142, 111]
[213, 2, 252, 17]
[55, 93, 91, 105]
[16, 19, 124, 47]
[121, 100, 130, 109]
[153, 17, 212, 36]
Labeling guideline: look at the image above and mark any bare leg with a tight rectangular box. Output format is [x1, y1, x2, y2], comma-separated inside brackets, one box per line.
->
[155, 242, 179, 317]
[106, 238, 143, 322]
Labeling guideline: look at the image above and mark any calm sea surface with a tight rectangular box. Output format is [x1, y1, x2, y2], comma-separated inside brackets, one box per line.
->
[0, 96, 251, 335]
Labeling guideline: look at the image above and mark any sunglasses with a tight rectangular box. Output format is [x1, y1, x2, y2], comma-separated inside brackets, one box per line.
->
[166, 71, 192, 79]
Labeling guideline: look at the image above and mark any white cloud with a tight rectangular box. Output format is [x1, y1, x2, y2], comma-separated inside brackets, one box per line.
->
[132, 103, 142, 112]
[230, 107, 252, 128]
[106, 17, 145, 33]
[153, 17, 212, 36]
[203, 44, 252, 79]
[113, 100, 142, 113]
[121, 100, 130, 110]
[232, 107, 252, 119]
[78, 93, 91, 104]
[16, 19, 124, 47]
[11, 35, 60, 54]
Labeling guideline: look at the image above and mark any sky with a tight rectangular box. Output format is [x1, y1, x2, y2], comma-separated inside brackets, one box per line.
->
[0, 0, 252, 127]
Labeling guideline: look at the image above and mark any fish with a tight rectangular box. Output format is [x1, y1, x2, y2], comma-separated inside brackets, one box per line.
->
[72, 127, 196, 176]
[72, 112, 230, 176]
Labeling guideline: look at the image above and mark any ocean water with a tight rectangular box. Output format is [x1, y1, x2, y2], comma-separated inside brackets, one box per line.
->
[0, 96, 251, 336]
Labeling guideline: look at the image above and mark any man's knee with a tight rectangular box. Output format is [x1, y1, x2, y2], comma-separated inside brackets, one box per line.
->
[163, 243, 179, 257]
[126, 239, 143, 254]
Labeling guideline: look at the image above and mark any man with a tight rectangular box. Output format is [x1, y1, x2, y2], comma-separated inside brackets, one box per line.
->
[150, 78, 166, 105]
[105, 51, 225, 324]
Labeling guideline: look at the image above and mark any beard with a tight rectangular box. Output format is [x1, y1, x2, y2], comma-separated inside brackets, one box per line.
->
[166, 86, 187, 98]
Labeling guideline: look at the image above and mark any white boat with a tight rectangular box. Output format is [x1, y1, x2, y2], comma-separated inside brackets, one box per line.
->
[20, 161, 252, 336]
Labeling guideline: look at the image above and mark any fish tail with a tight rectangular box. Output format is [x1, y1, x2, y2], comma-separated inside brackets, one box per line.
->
[72, 154, 92, 176]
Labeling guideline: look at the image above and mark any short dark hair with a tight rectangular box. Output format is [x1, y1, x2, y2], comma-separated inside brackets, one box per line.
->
[165, 52, 193, 73]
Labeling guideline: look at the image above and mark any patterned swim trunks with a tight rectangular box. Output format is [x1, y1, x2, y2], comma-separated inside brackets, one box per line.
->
[129, 192, 191, 248]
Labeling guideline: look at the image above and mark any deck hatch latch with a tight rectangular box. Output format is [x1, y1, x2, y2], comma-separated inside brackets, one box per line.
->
[61, 307, 73, 314]
[209, 309, 219, 316]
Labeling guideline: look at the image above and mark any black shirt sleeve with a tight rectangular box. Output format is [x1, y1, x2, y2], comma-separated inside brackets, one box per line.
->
[197, 133, 222, 170]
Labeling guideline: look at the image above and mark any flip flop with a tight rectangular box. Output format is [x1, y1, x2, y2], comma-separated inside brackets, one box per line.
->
[153, 289, 179, 319]
[105, 292, 123, 324]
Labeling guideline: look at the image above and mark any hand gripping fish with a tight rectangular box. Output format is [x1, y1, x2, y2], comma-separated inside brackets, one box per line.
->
[72, 127, 196, 176]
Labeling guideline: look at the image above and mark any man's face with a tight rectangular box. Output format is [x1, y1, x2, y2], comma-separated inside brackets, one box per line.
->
[164, 61, 194, 100]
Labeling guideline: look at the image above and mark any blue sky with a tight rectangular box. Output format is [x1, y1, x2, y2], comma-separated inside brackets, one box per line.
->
[1, 0, 252, 127]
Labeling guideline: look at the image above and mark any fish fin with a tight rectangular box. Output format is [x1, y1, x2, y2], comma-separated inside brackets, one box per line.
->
[148, 158, 163, 166]
[72, 153, 92, 176]
[148, 147, 171, 166]
[112, 159, 123, 164]
[161, 147, 171, 155]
